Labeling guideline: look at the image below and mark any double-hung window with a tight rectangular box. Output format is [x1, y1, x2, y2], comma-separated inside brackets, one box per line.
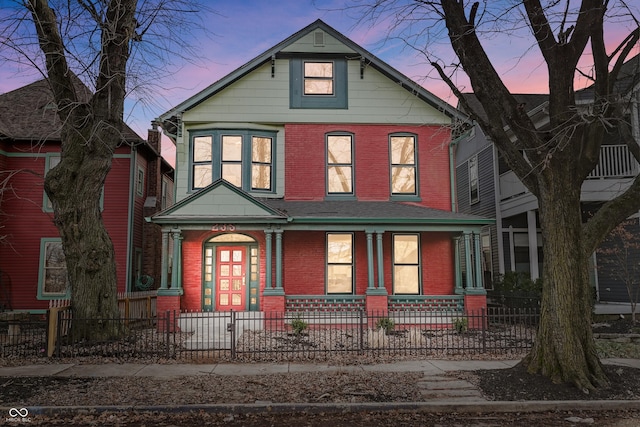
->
[393, 234, 420, 294]
[38, 238, 69, 299]
[469, 155, 479, 204]
[326, 133, 353, 195]
[190, 130, 275, 192]
[390, 134, 417, 196]
[289, 58, 347, 109]
[304, 62, 334, 95]
[327, 233, 353, 294]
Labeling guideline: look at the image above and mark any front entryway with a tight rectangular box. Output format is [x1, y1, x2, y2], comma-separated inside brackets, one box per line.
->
[216, 246, 246, 310]
[202, 233, 259, 312]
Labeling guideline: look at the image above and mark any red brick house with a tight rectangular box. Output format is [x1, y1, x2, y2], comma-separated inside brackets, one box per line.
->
[0, 78, 174, 313]
[152, 20, 491, 316]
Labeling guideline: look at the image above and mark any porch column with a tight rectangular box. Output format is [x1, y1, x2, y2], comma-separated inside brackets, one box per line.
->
[474, 233, 483, 289]
[265, 230, 273, 290]
[366, 231, 375, 291]
[454, 236, 463, 294]
[160, 229, 169, 290]
[170, 228, 183, 291]
[275, 229, 283, 290]
[528, 210, 539, 280]
[464, 232, 473, 290]
[376, 231, 386, 292]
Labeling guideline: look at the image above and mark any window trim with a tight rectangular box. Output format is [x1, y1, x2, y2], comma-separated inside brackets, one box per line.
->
[389, 133, 419, 199]
[326, 232, 354, 295]
[289, 58, 348, 109]
[37, 237, 70, 300]
[136, 166, 145, 197]
[43, 154, 60, 212]
[469, 155, 479, 205]
[188, 129, 277, 193]
[326, 132, 355, 197]
[392, 233, 421, 295]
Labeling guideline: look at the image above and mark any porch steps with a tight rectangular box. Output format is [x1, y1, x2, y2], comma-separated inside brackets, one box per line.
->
[177, 312, 264, 350]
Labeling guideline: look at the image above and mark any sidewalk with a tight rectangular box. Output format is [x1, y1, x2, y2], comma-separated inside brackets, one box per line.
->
[1, 358, 639, 416]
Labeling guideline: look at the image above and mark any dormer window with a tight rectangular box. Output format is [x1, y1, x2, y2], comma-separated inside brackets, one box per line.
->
[304, 62, 334, 95]
[290, 58, 347, 109]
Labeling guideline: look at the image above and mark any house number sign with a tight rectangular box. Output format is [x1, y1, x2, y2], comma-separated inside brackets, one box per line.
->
[211, 224, 236, 232]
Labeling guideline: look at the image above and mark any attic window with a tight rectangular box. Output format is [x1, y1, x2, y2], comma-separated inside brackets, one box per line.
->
[314, 31, 325, 47]
[304, 62, 334, 95]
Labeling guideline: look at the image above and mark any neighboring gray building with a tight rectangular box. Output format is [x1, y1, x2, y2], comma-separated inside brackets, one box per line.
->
[454, 58, 640, 305]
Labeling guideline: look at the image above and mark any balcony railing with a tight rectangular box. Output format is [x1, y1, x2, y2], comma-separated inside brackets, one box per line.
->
[587, 144, 639, 179]
[500, 144, 639, 201]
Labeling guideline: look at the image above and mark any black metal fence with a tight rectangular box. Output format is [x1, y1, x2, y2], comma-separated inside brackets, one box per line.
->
[1, 307, 539, 361]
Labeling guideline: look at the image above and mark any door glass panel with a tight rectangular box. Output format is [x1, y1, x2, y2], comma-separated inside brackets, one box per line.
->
[233, 250, 242, 262]
[204, 297, 212, 306]
[204, 288, 212, 296]
[205, 248, 213, 259]
[220, 265, 229, 276]
[220, 279, 229, 290]
[220, 250, 230, 262]
[232, 294, 242, 305]
[220, 294, 229, 305]
[232, 279, 242, 290]
[232, 265, 242, 276]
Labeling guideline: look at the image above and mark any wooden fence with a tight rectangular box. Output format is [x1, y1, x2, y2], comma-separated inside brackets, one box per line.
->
[46, 291, 157, 356]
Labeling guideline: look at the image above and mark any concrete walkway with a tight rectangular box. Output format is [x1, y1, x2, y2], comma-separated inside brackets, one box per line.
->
[1, 358, 639, 416]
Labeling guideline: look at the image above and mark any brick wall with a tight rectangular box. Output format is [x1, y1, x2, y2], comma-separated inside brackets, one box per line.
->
[284, 123, 452, 209]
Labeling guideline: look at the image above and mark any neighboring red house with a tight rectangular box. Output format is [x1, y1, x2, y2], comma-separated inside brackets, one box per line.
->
[0, 78, 174, 313]
[152, 20, 492, 316]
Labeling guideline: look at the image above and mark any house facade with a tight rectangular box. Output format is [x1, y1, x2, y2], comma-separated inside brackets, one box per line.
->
[152, 20, 492, 316]
[0, 79, 174, 313]
[454, 57, 640, 305]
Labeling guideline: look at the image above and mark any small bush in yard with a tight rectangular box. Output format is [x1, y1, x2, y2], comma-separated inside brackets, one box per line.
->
[453, 317, 468, 334]
[290, 317, 308, 335]
[375, 317, 395, 335]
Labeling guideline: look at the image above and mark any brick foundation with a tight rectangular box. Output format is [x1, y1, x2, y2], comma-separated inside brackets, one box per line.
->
[464, 294, 487, 329]
[157, 295, 181, 332]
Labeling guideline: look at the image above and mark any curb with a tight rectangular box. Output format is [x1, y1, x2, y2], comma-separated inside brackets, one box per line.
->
[12, 400, 640, 417]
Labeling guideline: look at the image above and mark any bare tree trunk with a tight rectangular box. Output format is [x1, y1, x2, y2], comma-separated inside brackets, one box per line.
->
[524, 175, 607, 392]
[45, 123, 122, 340]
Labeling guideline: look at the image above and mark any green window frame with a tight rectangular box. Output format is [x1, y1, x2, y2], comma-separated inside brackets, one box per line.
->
[43, 154, 60, 212]
[189, 130, 276, 192]
[389, 134, 418, 197]
[326, 133, 354, 195]
[326, 233, 354, 294]
[289, 58, 348, 109]
[37, 238, 69, 299]
[392, 234, 421, 295]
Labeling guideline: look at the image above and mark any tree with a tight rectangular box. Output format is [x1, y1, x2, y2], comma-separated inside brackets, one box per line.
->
[0, 0, 207, 340]
[597, 219, 640, 323]
[348, 0, 640, 391]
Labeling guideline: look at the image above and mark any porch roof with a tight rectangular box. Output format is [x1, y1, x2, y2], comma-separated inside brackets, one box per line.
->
[259, 199, 493, 226]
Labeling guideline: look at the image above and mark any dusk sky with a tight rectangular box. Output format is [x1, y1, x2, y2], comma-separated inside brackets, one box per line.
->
[1, 0, 637, 164]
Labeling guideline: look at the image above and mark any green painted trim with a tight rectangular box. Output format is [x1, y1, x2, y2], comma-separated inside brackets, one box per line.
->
[365, 288, 388, 295]
[0, 150, 47, 158]
[464, 288, 487, 296]
[157, 288, 184, 296]
[290, 58, 348, 109]
[290, 217, 494, 225]
[263, 288, 285, 296]
[36, 237, 70, 300]
[42, 153, 62, 212]
[113, 153, 134, 159]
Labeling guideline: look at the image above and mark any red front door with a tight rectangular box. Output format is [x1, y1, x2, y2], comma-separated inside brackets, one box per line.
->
[216, 246, 246, 310]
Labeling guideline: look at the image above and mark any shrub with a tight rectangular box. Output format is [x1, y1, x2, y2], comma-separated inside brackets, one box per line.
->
[375, 317, 395, 335]
[490, 271, 542, 308]
[290, 317, 308, 335]
[453, 317, 468, 333]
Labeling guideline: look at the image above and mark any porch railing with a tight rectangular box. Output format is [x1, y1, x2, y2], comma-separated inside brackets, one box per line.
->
[388, 295, 464, 312]
[285, 295, 366, 312]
